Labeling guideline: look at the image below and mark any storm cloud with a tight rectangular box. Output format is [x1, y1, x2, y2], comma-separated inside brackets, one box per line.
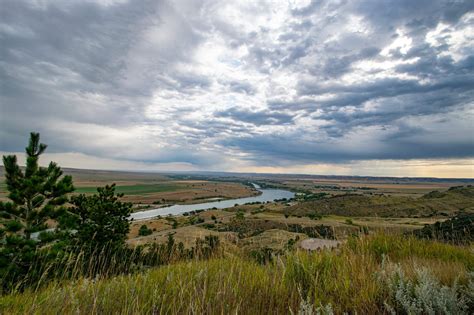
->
[1, 0, 473, 175]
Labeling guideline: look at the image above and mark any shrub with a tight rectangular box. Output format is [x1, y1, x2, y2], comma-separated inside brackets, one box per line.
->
[188, 216, 204, 225]
[286, 238, 297, 250]
[379, 262, 471, 314]
[235, 211, 245, 220]
[138, 225, 152, 236]
[172, 220, 178, 229]
[250, 247, 277, 265]
[202, 223, 215, 229]
[308, 213, 322, 220]
[297, 299, 334, 315]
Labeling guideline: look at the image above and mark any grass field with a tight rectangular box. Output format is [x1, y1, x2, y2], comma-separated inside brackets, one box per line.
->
[75, 183, 181, 195]
[1, 234, 472, 314]
[0, 168, 259, 205]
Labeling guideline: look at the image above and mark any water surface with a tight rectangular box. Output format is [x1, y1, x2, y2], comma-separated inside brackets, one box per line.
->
[130, 186, 294, 220]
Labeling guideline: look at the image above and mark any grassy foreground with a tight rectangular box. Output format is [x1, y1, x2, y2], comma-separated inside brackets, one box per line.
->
[1, 234, 473, 314]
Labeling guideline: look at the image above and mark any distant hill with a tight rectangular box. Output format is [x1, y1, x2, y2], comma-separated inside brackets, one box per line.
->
[168, 170, 474, 183]
[2, 166, 473, 183]
[0, 166, 170, 182]
[285, 186, 474, 218]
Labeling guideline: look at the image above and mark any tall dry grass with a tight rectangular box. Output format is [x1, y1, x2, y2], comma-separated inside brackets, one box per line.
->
[1, 233, 472, 314]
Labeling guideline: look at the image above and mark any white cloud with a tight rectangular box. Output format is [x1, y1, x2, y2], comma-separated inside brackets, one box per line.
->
[426, 12, 474, 62]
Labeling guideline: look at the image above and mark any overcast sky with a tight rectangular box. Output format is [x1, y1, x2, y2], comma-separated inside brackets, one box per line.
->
[1, 0, 473, 178]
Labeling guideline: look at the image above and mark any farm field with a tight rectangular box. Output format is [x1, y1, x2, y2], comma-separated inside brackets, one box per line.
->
[254, 177, 469, 196]
[0, 167, 259, 207]
[2, 167, 471, 203]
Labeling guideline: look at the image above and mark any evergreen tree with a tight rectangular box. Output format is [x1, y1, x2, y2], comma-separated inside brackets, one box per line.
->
[0, 132, 74, 290]
[1, 132, 74, 238]
[69, 184, 132, 250]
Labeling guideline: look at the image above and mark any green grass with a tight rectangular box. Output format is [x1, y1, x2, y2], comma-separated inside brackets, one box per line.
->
[74, 184, 181, 195]
[2, 181, 181, 196]
[1, 234, 471, 314]
[348, 233, 474, 269]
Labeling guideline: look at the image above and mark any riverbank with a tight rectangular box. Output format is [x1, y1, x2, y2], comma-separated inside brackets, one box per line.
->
[130, 187, 295, 220]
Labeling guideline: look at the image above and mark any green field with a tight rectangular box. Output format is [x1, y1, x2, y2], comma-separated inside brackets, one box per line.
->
[74, 184, 181, 195]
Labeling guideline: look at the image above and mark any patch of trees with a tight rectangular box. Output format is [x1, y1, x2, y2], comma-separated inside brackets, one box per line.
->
[188, 215, 205, 225]
[413, 213, 474, 244]
[307, 212, 323, 220]
[244, 201, 263, 205]
[297, 192, 328, 201]
[182, 209, 205, 216]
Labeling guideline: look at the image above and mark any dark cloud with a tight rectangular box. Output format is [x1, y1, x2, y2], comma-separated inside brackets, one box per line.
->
[220, 117, 474, 164]
[216, 107, 294, 126]
[0, 0, 473, 170]
[321, 47, 380, 78]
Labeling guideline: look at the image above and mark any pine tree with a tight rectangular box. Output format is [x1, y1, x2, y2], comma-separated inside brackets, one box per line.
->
[1, 132, 74, 239]
[69, 184, 132, 250]
[1, 132, 74, 290]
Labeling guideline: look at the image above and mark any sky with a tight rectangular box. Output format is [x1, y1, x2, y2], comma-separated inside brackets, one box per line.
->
[1, 0, 473, 178]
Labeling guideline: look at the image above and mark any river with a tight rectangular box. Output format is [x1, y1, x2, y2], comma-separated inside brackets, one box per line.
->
[130, 184, 295, 220]
[31, 185, 294, 238]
